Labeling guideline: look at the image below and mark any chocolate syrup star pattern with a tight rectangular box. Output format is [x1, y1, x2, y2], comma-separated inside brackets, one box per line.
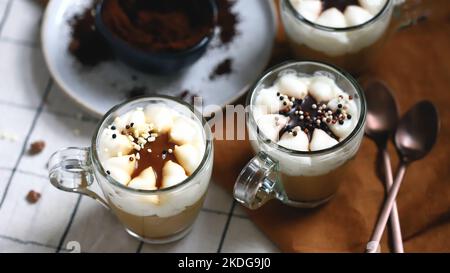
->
[254, 72, 358, 152]
[98, 104, 206, 194]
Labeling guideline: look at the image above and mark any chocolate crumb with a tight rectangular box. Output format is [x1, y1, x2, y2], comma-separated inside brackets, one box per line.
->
[29, 141, 45, 155]
[26, 190, 41, 204]
[179, 90, 191, 100]
[210, 58, 233, 80]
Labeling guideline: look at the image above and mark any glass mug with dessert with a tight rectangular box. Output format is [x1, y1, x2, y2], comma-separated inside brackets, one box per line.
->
[48, 96, 213, 243]
[234, 61, 366, 209]
[280, 0, 427, 74]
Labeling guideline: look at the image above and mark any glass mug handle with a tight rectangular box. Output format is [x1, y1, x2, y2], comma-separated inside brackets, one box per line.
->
[233, 151, 285, 210]
[48, 147, 109, 209]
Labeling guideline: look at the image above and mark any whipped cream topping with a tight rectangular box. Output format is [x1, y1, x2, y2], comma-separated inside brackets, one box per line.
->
[283, 0, 392, 56]
[98, 105, 205, 190]
[253, 71, 359, 152]
[291, 0, 387, 27]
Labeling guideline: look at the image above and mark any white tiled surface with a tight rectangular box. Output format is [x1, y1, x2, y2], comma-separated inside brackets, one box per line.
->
[0, 172, 78, 247]
[141, 212, 228, 253]
[0, 169, 11, 197]
[0, 236, 56, 253]
[0, 2, 279, 253]
[233, 203, 249, 217]
[221, 217, 279, 253]
[61, 197, 140, 253]
[17, 112, 98, 176]
[1, 0, 42, 45]
[0, 104, 36, 169]
[0, 42, 49, 108]
[0, 0, 8, 26]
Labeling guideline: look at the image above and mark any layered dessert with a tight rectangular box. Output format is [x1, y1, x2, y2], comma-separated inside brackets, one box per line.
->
[281, 0, 393, 73]
[97, 104, 210, 239]
[250, 70, 364, 204]
[291, 0, 387, 28]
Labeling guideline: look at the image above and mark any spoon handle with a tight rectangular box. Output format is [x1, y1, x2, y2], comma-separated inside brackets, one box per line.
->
[366, 164, 407, 253]
[382, 150, 404, 253]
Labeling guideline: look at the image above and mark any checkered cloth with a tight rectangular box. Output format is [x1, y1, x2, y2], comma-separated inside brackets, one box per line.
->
[0, 0, 277, 253]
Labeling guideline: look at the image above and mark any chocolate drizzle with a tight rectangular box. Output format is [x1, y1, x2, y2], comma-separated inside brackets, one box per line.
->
[321, 0, 360, 12]
[131, 133, 177, 188]
[278, 95, 339, 141]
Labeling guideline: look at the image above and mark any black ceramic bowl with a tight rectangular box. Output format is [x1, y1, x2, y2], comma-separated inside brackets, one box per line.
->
[95, 0, 217, 74]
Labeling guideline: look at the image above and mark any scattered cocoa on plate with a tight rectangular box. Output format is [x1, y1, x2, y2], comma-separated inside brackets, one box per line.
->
[210, 58, 233, 80]
[68, 0, 114, 66]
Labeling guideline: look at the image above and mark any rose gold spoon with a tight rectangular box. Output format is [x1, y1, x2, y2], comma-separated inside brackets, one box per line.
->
[364, 80, 403, 253]
[366, 101, 439, 253]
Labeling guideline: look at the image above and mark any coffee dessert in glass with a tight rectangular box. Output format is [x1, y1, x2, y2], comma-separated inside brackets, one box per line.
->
[48, 96, 213, 243]
[234, 61, 366, 209]
[280, 0, 397, 74]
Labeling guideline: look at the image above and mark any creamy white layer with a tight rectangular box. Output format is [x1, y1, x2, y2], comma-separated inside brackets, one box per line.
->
[291, 0, 387, 28]
[284, 0, 392, 56]
[251, 70, 364, 176]
[97, 104, 209, 217]
[254, 72, 358, 150]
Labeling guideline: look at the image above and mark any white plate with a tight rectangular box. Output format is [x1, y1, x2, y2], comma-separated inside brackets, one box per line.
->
[41, 0, 277, 117]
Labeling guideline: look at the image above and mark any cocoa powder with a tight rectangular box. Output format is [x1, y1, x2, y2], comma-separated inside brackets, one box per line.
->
[102, 0, 214, 53]
[68, 1, 113, 66]
[68, 0, 238, 82]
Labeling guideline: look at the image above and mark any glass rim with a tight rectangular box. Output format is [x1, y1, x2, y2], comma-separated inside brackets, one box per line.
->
[246, 60, 367, 156]
[283, 0, 392, 32]
[91, 95, 213, 195]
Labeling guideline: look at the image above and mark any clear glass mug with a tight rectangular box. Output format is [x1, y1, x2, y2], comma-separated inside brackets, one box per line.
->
[234, 61, 367, 209]
[48, 96, 213, 244]
[280, 0, 428, 74]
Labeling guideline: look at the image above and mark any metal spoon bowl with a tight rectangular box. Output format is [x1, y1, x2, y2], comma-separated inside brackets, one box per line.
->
[364, 80, 403, 253]
[367, 100, 439, 253]
[395, 101, 439, 162]
[365, 81, 399, 142]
